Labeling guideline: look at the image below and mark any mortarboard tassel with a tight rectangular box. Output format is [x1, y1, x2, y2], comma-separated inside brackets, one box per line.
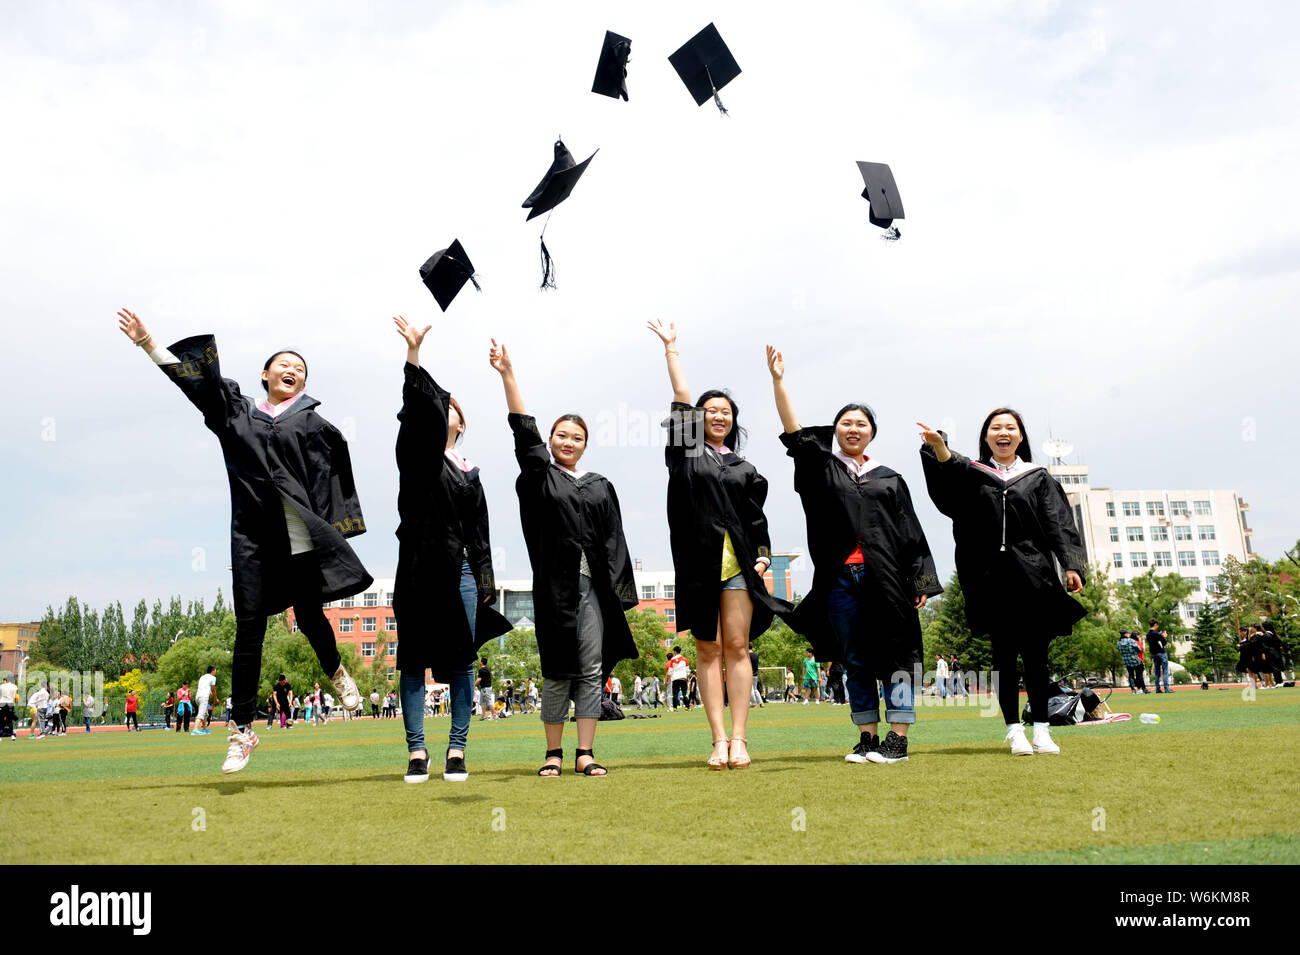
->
[449, 255, 483, 291]
[539, 238, 556, 290]
[706, 66, 729, 116]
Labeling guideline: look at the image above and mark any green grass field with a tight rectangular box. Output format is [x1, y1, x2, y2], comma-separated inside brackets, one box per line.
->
[3, 688, 1297, 864]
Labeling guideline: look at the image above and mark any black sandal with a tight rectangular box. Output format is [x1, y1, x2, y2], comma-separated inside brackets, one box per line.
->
[537, 748, 563, 777]
[575, 748, 607, 776]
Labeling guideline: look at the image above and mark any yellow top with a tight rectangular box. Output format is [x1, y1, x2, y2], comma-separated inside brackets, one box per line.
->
[720, 530, 742, 581]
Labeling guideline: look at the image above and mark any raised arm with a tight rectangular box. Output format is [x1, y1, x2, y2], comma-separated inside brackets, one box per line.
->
[489, 339, 525, 415]
[393, 314, 432, 368]
[647, 319, 689, 403]
[117, 308, 175, 364]
[765, 345, 799, 434]
[916, 421, 951, 462]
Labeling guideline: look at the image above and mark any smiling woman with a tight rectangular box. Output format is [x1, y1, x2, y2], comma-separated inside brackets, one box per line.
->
[917, 410, 1087, 757]
[488, 337, 638, 778]
[115, 307, 370, 775]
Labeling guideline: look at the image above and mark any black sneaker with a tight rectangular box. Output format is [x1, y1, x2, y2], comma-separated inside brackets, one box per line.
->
[866, 730, 909, 763]
[844, 733, 880, 763]
[444, 752, 469, 782]
[403, 757, 429, 784]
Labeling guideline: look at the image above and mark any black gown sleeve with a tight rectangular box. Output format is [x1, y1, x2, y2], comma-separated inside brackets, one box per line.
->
[778, 426, 834, 494]
[156, 334, 242, 432]
[396, 362, 449, 481]
[508, 413, 551, 483]
[896, 476, 944, 598]
[320, 422, 367, 538]
[468, 482, 498, 601]
[745, 469, 773, 562]
[1039, 475, 1088, 581]
[919, 438, 971, 518]
[602, 483, 639, 608]
[663, 400, 705, 470]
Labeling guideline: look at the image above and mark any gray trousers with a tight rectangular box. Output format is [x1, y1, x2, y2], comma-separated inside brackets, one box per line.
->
[540, 575, 604, 723]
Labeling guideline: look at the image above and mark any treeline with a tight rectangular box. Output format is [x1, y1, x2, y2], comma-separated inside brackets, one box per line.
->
[24, 541, 1299, 699]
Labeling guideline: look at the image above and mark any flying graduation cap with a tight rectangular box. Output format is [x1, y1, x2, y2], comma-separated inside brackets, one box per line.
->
[856, 162, 905, 240]
[592, 30, 631, 100]
[521, 138, 598, 289]
[419, 239, 480, 312]
[669, 23, 741, 116]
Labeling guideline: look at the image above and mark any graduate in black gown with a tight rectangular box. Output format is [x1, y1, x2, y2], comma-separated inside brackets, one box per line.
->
[116, 308, 369, 774]
[391, 317, 512, 784]
[918, 409, 1086, 757]
[647, 320, 793, 770]
[489, 339, 638, 776]
[766, 345, 943, 764]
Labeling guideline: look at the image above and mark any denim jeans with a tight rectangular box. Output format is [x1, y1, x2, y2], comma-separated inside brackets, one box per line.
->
[1152, 653, 1170, 692]
[400, 558, 478, 754]
[825, 564, 916, 726]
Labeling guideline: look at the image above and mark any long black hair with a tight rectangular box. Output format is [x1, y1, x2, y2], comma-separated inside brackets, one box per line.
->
[833, 403, 877, 439]
[696, 389, 746, 451]
[977, 407, 1031, 465]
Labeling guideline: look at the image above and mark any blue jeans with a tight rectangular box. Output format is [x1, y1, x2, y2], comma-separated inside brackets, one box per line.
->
[1152, 653, 1170, 692]
[401, 559, 478, 754]
[825, 564, 915, 726]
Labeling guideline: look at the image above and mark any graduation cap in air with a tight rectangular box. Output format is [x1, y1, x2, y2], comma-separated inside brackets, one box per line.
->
[669, 23, 741, 116]
[856, 162, 904, 240]
[592, 30, 631, 101]
[419, 239, 480, 312]
[521, 138, 598, 289]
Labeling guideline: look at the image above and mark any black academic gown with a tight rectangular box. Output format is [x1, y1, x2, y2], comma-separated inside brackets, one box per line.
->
[392, 363, 512, 681]
[664, 402, 793, 641]
[509, 414, 638, 680]
[781, 427, 943, 665]
[920, 444, 1086, 641]
[157, 335, 372, 617]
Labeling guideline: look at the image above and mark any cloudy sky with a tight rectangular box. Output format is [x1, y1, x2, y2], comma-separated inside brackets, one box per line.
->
[3, 0, 1298, 621]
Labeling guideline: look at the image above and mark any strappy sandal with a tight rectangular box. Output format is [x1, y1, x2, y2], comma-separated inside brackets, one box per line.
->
[707, 737, 730, 770]
[728, 737, 751, 770]
[537, 748, 563, 777]
[574, 748, 607, 776]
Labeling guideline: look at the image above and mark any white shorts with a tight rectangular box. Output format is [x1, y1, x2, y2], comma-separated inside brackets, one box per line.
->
[196, 699, 211, 720]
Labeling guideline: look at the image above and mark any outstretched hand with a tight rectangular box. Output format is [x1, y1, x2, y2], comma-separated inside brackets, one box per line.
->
[393, 315, 432, 350]
[488, 338, 512, 375]
[765, 344, 784, 380]
[916, 421, 948, 450]
[117, 308, 150, 345]
[646, 318, 677, 348]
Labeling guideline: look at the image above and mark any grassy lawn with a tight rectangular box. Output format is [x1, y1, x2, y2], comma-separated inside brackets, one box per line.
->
[3, 688, 1297, 864]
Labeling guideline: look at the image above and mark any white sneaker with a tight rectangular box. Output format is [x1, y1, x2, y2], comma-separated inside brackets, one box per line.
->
[1032, 724, 1060, 755]
[1005, 723, 1033, 756]
[331, 665, 361, 710]
[221, 723, 259, 774]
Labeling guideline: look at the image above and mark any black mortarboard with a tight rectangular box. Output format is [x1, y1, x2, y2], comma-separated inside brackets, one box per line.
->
[592, 30, 631, 101]
[522, 139, 598, 289]
[522, 139, 597, 221]
[419, 239, 480, 312]
[856, 161, 905, 239]
[669, 23, 741, 115]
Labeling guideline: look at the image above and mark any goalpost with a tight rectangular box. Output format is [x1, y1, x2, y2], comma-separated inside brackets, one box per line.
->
[757, 667, 787, 702]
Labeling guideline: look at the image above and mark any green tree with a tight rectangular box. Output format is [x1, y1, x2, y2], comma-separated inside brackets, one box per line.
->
[1184, 604, 1237, 682]
[154, 634, 234, 701]
[751, 617, 808, 678]
[1116, 570, 1193, 634]
[920, 573, 990, 672]
[612, 609, 671, 689]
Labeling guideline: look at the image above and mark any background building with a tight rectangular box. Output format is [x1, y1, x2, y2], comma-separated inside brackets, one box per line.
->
[1050, 462, 1254, 631]
[0, 621, 40, 676]
[288, 551, 801, 666]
